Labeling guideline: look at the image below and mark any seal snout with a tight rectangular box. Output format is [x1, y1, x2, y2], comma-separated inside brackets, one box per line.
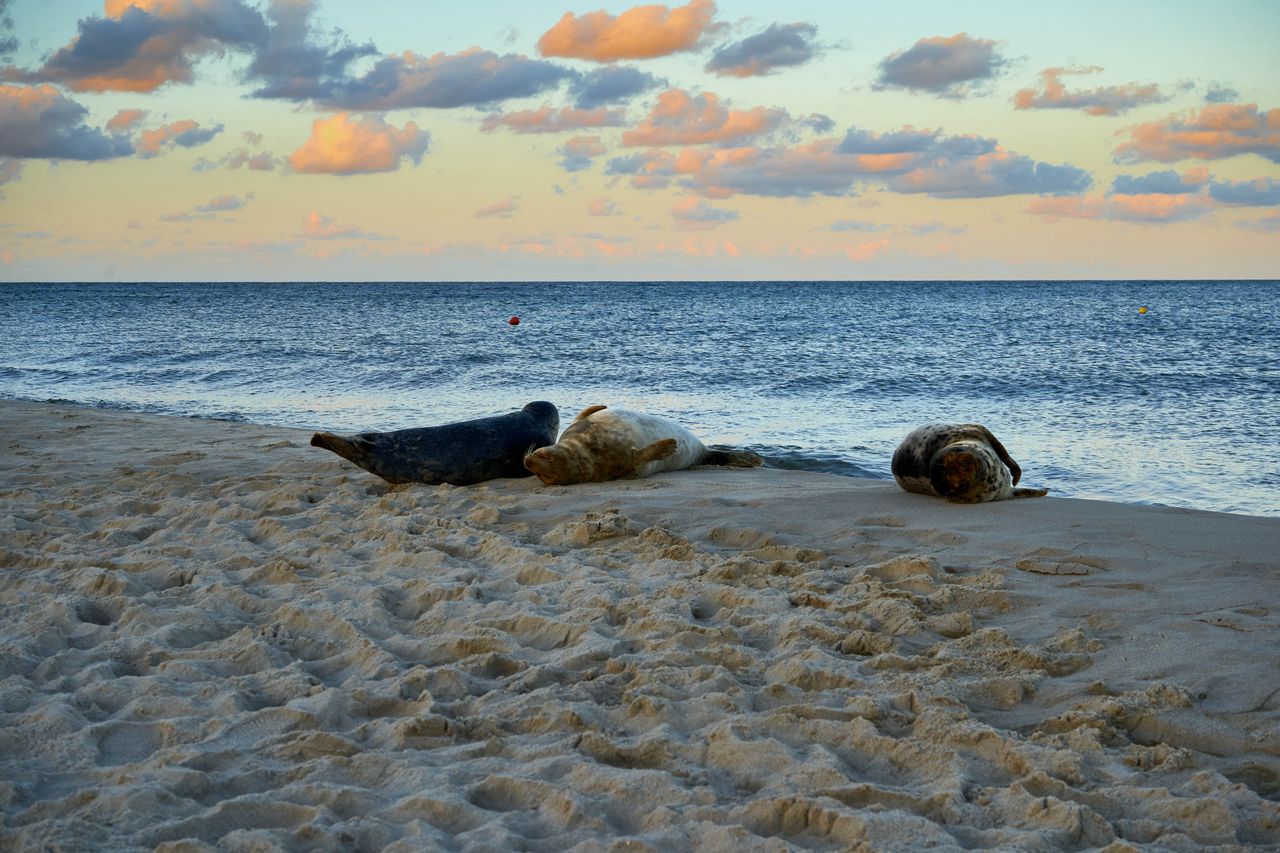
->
[523, 447, 561, 485]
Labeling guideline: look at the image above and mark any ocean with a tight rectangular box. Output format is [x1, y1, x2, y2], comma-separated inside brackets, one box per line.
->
[2, 281, 1277, 517]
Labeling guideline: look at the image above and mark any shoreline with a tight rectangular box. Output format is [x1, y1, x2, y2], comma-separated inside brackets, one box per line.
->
[2, 399, 1277, 849]
[4, 395, 1271, 520]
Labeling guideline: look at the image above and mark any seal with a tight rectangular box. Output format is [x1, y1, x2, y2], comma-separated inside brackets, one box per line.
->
[891, 423, 1048, 503]
[310, 401, 559, 486]
[522, 405, 763, 486]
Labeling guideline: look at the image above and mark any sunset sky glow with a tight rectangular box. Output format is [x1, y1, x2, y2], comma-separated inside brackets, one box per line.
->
[1, 0, 1278, 281]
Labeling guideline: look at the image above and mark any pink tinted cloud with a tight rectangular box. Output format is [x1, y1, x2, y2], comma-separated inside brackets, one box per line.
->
[538, 0, 717, 62]
[302, 211, 363, 240]
[845, 238, 888, 262]
[476, 196, 519, 218]
[480, 105, 625, 134]
[288, 112, 430, 175]
[1027, 193, 1209, 223]
[670, 194, 737, 229]
[106, 108, 147, 132]
[588, 197, 619, 216]
[622, 88, 785, 146]
[134, 118, 223, 157]
[1014, 66, 1167, 116]
[563, 136, 607, 157]
[1115, 103, 1280, 163]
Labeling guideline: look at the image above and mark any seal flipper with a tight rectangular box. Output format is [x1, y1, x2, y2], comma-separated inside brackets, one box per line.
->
[575, 405, 608, 421]
[635, 438, 678, 464]
[973, 425, 1023, 485]
[700, 448, 764, 468]
[1012, 486, 1049, 498]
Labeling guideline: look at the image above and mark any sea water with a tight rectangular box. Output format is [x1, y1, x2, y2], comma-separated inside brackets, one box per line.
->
[2, 281, 1277, 516]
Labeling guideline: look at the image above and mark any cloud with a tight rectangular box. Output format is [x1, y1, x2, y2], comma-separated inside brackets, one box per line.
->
[0, 157, 22, 195]
[885, 150, 1091, 198]
[610, 128, 1088, 200]
[830, 219, 885, 232]
[909, 221, 966, 236]
[845, 238, 888, 262]
[0, 84, 133, 160]
[311, 48, 575, 110]
[1115, 103, 1280, 164]
[589, 197, 619, 216]
[1204, 82, 1239, 104]
[559, 135, 607, 172]
[476, 196, 518, 218]
[481, 105, 626, 134]
[538, 0, 717, 61]
[1014, 66, 1167, 116]
[243, 0, 377, 100]
[1110, 167, 1208, 195]
[243, 130, 263, 145]
[800, 113, 835, 134]
[160, 192, 254, 222]
[874, 33, 1006, 97]
[106, 108, 147, 133]
[0, 0, 14, 59]
[1028, 192, 1209, 224]
[301, 210, 365, 239]
[1209, 177, 1280, 206]
[622, 88, 786, 146]
[136, 119, 223, 158]
[288, 112, 430, 175]
[705, 22, 820, 78]
[198, 193, 252, 212]
[225, 149, 278, 170]
[6, 0, 269, 92]
[569, 66, 663, 109]
[671, 195, 738, 229]
[1238, 211, 1280, 231]
[1035, 166, 1279, 224]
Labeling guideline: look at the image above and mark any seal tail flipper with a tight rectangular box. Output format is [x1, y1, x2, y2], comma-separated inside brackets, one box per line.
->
[700, 448, 764, 468]
[574, 405, 608, 421]
[1012, 486, 1049, 498]
[635, 438, 678, 464]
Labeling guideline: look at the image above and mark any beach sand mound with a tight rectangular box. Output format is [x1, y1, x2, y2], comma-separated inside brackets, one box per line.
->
[1, 401, 1277, 851]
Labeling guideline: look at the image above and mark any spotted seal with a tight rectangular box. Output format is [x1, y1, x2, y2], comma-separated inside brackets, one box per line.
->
[522, 405, 763, 486]
[892, 423, 1048, 502]
[311, 401, 559, 486]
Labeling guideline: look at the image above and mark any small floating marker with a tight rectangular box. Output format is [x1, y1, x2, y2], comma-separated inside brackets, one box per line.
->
[508, 316, 521, 326]
[1138, 306, 1148, 314]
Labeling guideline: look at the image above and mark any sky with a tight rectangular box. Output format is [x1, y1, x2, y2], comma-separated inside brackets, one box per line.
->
[1, 0, 1278, 281]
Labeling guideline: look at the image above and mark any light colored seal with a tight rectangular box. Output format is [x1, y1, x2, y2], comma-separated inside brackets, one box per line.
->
[311, 401, 559, 486]
[891, 423, 1048, 503]
[523, 405, 763, 486]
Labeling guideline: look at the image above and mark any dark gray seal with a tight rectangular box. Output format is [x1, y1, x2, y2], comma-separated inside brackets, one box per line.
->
[891, 423, 1048, 503]
[311, 401, 559, 486]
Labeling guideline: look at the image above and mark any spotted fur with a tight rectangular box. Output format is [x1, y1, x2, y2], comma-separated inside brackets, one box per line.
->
[523, 406, 762, 486]
[891, 423, 1048, 503]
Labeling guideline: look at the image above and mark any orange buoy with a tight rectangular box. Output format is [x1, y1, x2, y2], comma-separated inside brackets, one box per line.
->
[1138, 306, 1148, 314]
[508, 316, 520, 326]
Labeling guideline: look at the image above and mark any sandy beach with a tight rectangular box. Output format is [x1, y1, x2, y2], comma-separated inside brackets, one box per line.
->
[1, 399, 1277, 851]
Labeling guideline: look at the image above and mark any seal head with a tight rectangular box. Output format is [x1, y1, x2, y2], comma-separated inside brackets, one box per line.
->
[892, 423, 1047, 503]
